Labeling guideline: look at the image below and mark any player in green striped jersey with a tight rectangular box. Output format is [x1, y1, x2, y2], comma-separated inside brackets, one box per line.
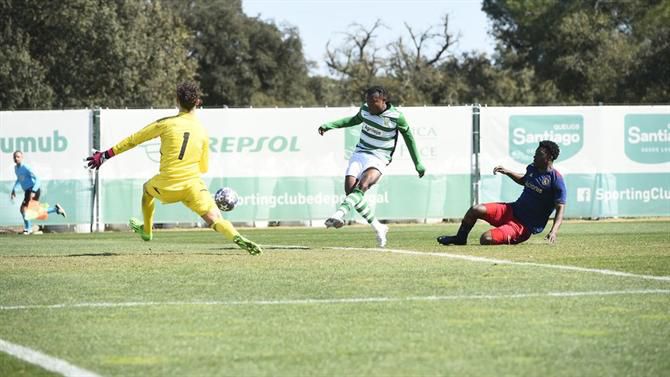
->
[318, 86, 425, 247]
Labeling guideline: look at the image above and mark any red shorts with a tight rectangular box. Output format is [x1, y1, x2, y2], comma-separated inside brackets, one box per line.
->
[483, 203, 532, 245]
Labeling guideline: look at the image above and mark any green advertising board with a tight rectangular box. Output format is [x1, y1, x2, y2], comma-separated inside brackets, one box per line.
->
[509, 115, 583, 163]
[624, 114, 670, 164]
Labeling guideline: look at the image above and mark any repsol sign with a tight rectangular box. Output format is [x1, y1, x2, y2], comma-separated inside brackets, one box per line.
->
[508, 115, 583, 163]
[142, 136, 301, 162]
[209, 136, 300, 153]
[624, 114, 670, 164]
[0, 130, 68, 153]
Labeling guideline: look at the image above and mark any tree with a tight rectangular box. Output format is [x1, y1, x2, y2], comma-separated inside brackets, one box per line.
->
[172, 0, 316, 107]
[307, 76, 345, 107]
[325, 16, 458, 106]
[0, 0, 196, 109]
[0, 30, 53, 109]
[324, 20, 388, 103]
[482, 0, 669, 104]
[438, 51, 558, 105]
[619, 1, 670, 102]
[386, 15, 456, 105]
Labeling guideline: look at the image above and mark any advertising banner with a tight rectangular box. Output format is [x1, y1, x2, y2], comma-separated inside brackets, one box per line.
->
[99, 107, 472, 224]
[3, 105, 666, 228]
[0, 110, 92, 226]
[479, 106, 670, 219]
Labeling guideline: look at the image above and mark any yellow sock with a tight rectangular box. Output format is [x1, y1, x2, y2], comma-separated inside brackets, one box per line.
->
[142, 192, 155, 236]
[211, 219, 239, 241]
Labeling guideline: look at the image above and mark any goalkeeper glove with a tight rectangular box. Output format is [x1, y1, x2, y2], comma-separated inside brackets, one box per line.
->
[86, 148, 115, 170]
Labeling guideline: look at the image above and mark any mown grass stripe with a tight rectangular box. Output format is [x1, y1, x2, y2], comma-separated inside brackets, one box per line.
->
[1, 289, 668, 311]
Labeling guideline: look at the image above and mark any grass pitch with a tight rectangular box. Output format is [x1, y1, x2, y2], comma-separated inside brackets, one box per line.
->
[0, 220, 669, 376]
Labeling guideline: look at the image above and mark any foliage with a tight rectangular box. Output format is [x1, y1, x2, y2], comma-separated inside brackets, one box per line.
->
[437, 51, 559, 105]
[0, 30, 54, 109]
[307, 76, 349, 107]
[171, 0, 316, 107]
[325, 17, 457, 106]
[0, 0, 195, 109]
[1, 0, 667, 109]
[324, 20, 388, 103]
[386, 15, 456, 105]
[620, 0, 670, 102]
[482, 0, 670, 104]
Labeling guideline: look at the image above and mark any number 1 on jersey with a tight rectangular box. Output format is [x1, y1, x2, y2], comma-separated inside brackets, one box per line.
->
[178, 132, 190, 160]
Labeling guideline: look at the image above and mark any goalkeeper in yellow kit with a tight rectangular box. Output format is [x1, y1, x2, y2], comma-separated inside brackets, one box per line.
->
[86, 82, 261, 255]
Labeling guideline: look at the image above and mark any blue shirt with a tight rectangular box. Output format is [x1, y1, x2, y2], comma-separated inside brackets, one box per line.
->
[511, 164, 566, 234]
[13, 164, 40, 193]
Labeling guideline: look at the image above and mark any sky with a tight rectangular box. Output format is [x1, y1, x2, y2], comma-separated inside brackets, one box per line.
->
[242, 0, 495, 76]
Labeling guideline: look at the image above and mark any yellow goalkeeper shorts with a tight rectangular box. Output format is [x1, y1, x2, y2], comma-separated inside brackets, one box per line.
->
[144, 177, 217, 216]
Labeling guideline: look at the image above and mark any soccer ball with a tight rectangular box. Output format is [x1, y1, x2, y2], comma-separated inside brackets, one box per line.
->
[214, 187, 239, 212]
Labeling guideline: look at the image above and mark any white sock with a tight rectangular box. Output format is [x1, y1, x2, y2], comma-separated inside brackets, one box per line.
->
[370, 219, 384, 232]
[333, 209, 346, 219]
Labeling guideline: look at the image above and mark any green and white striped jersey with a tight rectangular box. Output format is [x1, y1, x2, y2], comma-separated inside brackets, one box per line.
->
[321, 104, 423, 168]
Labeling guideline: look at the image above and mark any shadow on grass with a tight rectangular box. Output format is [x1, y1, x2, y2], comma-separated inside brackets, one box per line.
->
[209, 245, 311, 252]
[67, 252, 120, 257]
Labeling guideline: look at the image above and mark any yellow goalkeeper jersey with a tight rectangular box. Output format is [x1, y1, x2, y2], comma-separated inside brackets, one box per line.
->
[111, 111, 209, 190]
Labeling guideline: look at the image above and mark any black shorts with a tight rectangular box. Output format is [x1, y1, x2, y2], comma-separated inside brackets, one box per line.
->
[22, 188, 41, 206]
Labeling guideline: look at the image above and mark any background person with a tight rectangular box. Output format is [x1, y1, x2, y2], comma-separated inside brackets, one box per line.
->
[11, 150, 66, 234]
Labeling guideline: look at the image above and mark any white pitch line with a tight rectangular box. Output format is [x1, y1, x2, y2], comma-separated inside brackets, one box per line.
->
[1, 289, 668, 311]
[329, 247, 670, 282]
[0, 338, 101, 377]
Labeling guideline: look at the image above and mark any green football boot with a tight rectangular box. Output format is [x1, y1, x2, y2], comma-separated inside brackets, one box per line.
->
[233, 235, 262, 255]
[129, 217, 152, 241]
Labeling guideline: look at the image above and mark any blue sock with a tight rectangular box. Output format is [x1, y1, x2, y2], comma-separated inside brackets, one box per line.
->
[47, 207, 56, 214]
[24, 219, 31, 232]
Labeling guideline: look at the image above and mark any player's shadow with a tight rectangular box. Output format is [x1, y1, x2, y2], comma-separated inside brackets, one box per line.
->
[66, 252, 119, 257]
[208, 245, 310, 252]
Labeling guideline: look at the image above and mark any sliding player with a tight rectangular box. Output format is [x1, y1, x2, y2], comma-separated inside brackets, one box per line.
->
[437, 140, 566, 246]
